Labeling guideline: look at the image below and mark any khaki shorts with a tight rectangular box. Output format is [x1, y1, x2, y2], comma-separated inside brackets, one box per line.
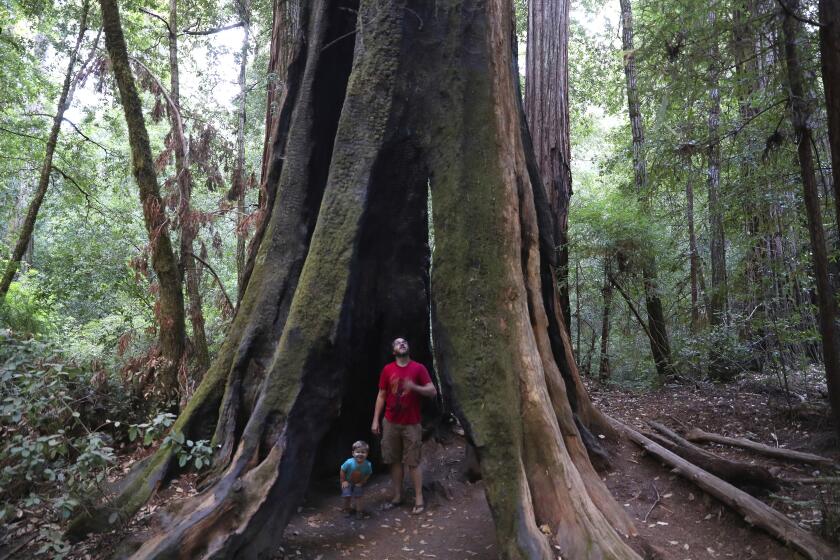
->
[381, 418, 422, 467]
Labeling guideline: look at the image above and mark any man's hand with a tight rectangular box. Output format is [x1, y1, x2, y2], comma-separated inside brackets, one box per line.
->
[371, 420, 380, 435]
[403, 379, 437, 398]
[341, 480, 350, 489]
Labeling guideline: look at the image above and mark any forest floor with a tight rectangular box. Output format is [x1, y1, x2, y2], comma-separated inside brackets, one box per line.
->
[63, 369, 840, 560]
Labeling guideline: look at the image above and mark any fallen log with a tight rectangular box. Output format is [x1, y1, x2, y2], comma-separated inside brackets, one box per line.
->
[614, 418, 839, 560]
[685, 427, 836, 467]
[646, 422, 779, 491]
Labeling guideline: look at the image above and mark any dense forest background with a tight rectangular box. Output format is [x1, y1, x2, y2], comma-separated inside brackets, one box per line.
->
[1, 0, 839, 556]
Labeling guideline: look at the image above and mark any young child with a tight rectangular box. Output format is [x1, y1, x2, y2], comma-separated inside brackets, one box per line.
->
[340, 440, 373, 518]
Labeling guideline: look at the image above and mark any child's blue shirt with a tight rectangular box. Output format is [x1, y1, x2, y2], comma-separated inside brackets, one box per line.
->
[341, 458, 372, 480]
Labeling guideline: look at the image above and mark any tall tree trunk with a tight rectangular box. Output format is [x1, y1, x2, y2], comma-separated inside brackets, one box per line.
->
[685, 161, 701, 329]
[782, 0, 840, 439]
[706, 8, 730, 380]
[70, 1, 640, 558]
[618, 0, 676, 380]
[599, 257, 613, 381]
[168, 0, 210, 373]
[820, 0, 840, 237]
[525, 0, 573, 331]
[0, 0, 91, 300]
[234, 0, 251, 297]
[99, 0, 186, 401]
[706, 9, 727, 327]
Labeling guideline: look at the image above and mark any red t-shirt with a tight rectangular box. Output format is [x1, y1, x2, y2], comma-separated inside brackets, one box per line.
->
[378, 360, 432, 425]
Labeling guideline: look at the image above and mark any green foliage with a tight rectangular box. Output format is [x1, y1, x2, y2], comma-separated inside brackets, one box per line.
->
[0, 333, 124, 553]
[119, 412, 212, 470]
[0, 269, 56, 336]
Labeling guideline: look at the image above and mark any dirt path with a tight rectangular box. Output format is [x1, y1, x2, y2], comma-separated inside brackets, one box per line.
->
[71, 375, 838, 559]
[278, 376, 839, 559]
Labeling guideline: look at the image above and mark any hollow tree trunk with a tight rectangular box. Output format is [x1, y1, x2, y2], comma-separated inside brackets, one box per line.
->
[234, 0, 251, 297]
[168, 0, 210, 373]
[782, 0, 840, 440]
[821, 0, 840, 236]
[71, 1, 640, 558]
[99, 0, 186, 401]
[0, 0, 91, 300]
[525, 0, 573, 331]
[618, 0, 675, 380]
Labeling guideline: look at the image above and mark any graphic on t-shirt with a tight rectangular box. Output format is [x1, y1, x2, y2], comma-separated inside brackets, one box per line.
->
[389, 378, 405, 416]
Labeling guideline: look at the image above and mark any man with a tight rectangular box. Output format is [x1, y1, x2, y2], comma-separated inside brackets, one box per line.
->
[371, 337, 436, 514]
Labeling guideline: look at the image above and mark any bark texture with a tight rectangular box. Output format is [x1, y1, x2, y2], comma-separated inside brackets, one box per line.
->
[618, 0, 675, 380]
[72, 1, 640, 558]
[99, 0, 186, 400]
[782, 1, 840, 440]
[525, 0, 573, 330]
[0, 0, 91, 300]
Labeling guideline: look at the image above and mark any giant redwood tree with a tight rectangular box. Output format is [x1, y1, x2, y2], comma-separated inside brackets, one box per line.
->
[71, 0, 642, 557]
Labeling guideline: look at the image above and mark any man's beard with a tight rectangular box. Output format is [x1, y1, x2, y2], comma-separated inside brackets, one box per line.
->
[394, 349, 409, 358]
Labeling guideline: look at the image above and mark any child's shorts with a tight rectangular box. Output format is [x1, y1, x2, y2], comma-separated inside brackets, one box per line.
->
[342, 484, 364, 498]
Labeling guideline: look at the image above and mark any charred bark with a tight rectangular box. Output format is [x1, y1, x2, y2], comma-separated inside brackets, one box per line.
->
[0, 0, 93, 300]
[782, 0, 840, 441]
[99, 0, 187, 401]
[72, 1, 641, 558]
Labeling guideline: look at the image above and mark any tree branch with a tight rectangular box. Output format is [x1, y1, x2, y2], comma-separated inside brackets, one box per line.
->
[186, 252, 233, 311]
[775, 0, 823, 27]
[62, 118, 113, 155]
[181, 21, 244, 36]
[608, 273, 657, 347]
[0, 125, 44, 142]
[139, 7, 172, 33]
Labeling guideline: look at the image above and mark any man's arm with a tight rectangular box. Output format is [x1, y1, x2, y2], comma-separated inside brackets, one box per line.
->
[371, 389, 386, 435]
[403, 379, 437, 398]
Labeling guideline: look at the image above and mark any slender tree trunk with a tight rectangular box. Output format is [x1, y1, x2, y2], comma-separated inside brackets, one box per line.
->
[525, 0, 573, 330]
[0, 0, 91, 299]
[168, 0, 210, 373]
[234, 0, 251, 297]
[706, 9, 727, 327]
[782, 0, 840, 439]
[575, 260, 581, 353]
[599, 257, 613, 381]
[619, 0, 676, 380]
[685, 157, 700, 329]
[706, 8, 730, 380]
[99, 0, 186, 401]
[820, 0, 840, 237]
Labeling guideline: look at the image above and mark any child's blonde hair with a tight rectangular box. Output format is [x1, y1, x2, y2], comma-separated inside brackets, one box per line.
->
[352, 440, 369, 452]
